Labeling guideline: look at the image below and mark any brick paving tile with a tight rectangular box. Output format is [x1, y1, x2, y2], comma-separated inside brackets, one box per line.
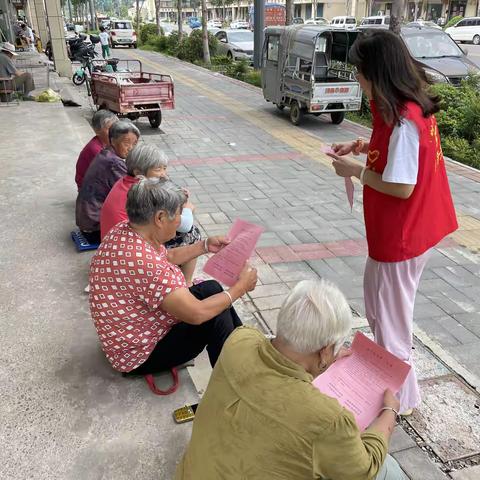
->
[392, 448, 447, 479]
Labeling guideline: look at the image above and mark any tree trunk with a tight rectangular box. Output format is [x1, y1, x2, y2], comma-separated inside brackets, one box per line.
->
[390, 0, 406, 34]
[155, 0, 161, 34]
[285, 0, 293, 24]
[201, 0, 210, 64]
[136, 0, 140, 36]
[177, 0, 183, 38]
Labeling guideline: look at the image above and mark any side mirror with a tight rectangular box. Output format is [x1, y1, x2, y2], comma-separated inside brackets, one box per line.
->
[220, 38, 227, 43]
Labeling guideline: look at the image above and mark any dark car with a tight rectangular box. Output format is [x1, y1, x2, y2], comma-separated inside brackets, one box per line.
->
[359, 25, 479, 84]
[401, 26, 479, 84]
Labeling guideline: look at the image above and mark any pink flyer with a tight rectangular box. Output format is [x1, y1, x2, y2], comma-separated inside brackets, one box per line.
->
[203, 219, 264, 287]
[345, 177, 354, 211]
[313, 332, 411, 431]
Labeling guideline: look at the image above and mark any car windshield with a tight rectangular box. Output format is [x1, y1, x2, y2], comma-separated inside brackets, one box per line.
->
[228, 31, 253, 43]
[346, 18, 356, 24]
[403, 31, 462, 58]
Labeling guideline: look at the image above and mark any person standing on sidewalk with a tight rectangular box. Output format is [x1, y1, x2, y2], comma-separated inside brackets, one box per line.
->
[328, 30, 457, 415]
[99, 26, 110, 59]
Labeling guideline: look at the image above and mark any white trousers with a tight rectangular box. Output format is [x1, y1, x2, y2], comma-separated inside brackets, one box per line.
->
[364, 250, 430, 412]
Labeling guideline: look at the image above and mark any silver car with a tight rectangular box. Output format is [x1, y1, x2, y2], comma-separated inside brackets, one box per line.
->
[215, 29, 254, 61]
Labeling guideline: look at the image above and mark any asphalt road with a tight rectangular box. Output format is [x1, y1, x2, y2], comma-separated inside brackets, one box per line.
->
[465, 44, 480, 67]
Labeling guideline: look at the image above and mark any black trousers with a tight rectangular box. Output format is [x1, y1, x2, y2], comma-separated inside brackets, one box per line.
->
[130, 280, 242, 375]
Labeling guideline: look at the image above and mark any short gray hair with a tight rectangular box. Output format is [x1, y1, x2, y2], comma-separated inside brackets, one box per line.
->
[276, 280, 352, 355]
[126, 177, 187, 225]
[91, 110, 118, 131]
[109, 120, 140, 143]
[126, 144, 169, 176]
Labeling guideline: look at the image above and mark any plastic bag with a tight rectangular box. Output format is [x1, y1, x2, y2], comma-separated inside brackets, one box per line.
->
[35, 88, 61, 103]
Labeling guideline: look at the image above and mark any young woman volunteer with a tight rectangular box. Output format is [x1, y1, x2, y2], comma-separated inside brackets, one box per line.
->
[328, 30, 458, 414]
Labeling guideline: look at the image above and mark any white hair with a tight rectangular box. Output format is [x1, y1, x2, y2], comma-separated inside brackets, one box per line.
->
[276, 279, 352, 355]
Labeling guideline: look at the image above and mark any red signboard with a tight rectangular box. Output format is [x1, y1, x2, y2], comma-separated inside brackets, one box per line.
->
[265, 6, 286, 27]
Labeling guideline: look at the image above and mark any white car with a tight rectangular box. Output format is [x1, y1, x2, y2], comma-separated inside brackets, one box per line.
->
[207, 19, 222, 29]
[359, 15, 390, 27]
[331, 16, 357, 30]
[215, 29, 253, 62]
[406, 20, 442, 30]
[304, 17, 329, 25]
[110, 19, 137, 48]
[230, 20, 250, 29]
[446, 17, 480, 45]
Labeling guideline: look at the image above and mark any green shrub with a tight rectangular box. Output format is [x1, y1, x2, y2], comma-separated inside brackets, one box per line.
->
[211, 55, 233, 66]
[445, 16, 463, 29]
[225, 59, 249, 79]
[139, 23, 159, 45]
[244, 69, 262, 87]
[176, 30, 218, 63]
[149, 34, 168, 52]
[442, 136, 480, 168]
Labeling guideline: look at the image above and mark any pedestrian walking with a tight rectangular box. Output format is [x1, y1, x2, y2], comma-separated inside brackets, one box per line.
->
[328, 30, 457, 415]
[99, 26, 110, 59]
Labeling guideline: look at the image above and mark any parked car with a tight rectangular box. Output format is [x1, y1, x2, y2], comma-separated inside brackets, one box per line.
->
[406, 20, 442, 30]
[230, 19, 250, 29]
[304, 17, 329, 25]
[401, 26, 479, 84]
[188, 16, 201, 29]
[215, 29, 253, 62]
[446, 17, 480, 45]
[207, 19, 222, 29]
[292, 17, 304, 24]
[359, 15, 390, 27]
[331, 16, 357, 30]
[160, 23, 178, 37]
[110, 20, 137, 48]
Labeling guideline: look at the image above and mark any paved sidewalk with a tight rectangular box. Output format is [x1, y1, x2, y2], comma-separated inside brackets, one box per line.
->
[0, 49, 478, 479]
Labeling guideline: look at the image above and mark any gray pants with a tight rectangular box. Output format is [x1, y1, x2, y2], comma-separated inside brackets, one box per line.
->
[14, 72, 35, 94]
[375, 455, 408, 480]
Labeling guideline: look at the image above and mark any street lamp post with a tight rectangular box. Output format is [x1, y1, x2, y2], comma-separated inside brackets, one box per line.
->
[253, 0, 265, 69]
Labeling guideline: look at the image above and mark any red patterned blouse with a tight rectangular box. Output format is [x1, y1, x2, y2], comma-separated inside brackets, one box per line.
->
[89, 222, 187, 372]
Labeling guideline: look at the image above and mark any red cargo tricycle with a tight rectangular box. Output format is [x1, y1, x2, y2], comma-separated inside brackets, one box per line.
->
[90, 60, 174, 128]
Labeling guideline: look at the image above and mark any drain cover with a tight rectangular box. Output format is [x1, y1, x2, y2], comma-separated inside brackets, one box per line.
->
[407, 375, 480, 462]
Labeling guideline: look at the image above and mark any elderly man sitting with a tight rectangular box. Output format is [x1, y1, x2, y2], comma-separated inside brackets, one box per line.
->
[0, 42, 35, 98]
[75, 120, 139, 244]
[75, 110, 118, 190]
[90, 178, 257, 375]
[177, 279, 407, 480]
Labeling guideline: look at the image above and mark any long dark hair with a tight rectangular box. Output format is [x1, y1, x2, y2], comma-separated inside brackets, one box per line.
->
[349, 30, 440, 125]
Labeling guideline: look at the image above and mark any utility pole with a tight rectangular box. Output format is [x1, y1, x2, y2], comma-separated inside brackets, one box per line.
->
[253, 0, 264, 69]
[285, 0, 293, 24]
[201, 0, 211, 64]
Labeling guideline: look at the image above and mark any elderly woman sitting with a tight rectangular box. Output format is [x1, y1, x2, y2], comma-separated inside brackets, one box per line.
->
[89, 178, 257, 375]
[75, 110, 118, 190]
[177, 280, 407, 480]
[75, 120, 139, 244]
[100, 144, 201, 285]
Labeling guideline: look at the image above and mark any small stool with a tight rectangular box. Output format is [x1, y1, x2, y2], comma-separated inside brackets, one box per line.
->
[71, 230, 99, 252]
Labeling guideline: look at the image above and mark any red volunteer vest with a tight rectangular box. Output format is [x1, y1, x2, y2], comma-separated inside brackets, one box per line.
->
[364, 101, 458, 262]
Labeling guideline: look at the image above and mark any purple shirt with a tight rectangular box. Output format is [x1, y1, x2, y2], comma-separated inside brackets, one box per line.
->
[75, 147, 127, 232]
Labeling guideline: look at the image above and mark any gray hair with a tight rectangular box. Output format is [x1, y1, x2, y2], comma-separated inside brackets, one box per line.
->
[109, 120, 140, 143]
[91, 110, 118, 131]
[126, 144, 169, 177]
[126, 177, 187, 225]
[276, 280, 352, 355]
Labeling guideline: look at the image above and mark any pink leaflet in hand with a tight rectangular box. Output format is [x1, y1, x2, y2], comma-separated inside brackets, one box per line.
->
[321, 146, 334, 155]
[345, 177, 354, 211]
[203, 219, 264, 287]
[313, 332, 411, 431]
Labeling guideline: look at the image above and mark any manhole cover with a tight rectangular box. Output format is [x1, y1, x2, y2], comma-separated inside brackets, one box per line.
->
[407, 375, 480, 462]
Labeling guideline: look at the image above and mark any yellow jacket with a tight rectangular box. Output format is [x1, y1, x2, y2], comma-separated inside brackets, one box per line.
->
[176, 327, 387, 480]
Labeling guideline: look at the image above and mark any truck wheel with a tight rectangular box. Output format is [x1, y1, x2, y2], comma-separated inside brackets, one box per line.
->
[149, 111, 162, 128]
[133, 43, 138, 49]
[290, 102, 304, 126]
[473, 35, 480, 45]
[331, 111, 345, 125]
[72, 72, 85, 86]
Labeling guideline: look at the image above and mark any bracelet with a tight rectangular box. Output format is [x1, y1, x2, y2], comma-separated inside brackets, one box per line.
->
[380, 407, 400, 422]
[203, 238, 209, 253]
[360, 167, 367, 185]
[223, 290, 233, 307]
